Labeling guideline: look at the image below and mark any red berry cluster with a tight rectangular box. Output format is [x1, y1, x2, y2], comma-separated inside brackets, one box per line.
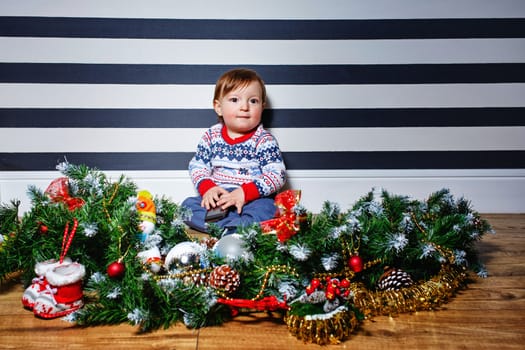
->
[305, 277, 352, 301]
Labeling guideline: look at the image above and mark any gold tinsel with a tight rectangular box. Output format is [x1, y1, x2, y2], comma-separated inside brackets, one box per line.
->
[285, 306, 360, 345]
[351, 263, 467, 318]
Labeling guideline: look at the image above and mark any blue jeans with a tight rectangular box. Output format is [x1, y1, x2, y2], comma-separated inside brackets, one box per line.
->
[181, 195, 276, 233]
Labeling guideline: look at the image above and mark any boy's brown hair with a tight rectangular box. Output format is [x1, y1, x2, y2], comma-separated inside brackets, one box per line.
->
[213, 68, 267, 107]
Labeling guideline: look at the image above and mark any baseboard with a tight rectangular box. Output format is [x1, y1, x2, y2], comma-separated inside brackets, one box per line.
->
[1, 169, 524, 214]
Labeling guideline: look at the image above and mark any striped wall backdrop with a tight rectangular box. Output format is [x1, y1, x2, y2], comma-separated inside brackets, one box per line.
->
[1, 0, 524, 213]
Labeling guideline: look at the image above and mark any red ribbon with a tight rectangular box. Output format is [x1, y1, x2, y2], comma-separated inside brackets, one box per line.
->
[275, 189, 301, 215]
[261, 214, 299, 243]
[45, 177, 85, 211]
[261, 190, 304, 243]
[217, 296, 289, 313]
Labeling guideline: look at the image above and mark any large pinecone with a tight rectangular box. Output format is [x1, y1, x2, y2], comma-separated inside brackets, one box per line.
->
[376, 267, 414, 291]
[208, 264, 241, 295]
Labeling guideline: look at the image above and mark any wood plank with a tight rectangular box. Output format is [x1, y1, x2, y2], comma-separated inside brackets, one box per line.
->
[0, 214, 524, 349]
[0, 278, 200, 349]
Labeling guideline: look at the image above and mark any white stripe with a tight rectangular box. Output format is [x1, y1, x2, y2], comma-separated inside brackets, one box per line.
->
[269, 84, 525, 109]
[1, 83, 524, 109]
[2, 168, 524, 181]
[2, 169, 525, 213]
[1, 0, 524, 19]
[2, 127, 524, 152]
[272, 127, 525, 152]
[2, 38, 524, 64]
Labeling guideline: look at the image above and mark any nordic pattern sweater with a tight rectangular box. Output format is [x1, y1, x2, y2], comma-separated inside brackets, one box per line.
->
[189, 123, 286, 202]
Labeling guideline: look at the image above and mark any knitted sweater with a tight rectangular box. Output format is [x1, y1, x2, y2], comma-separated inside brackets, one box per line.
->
[189, 123, 286, 202]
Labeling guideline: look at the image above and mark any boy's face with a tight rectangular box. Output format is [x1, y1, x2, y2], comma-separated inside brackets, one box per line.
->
[213, 81, 264, 139]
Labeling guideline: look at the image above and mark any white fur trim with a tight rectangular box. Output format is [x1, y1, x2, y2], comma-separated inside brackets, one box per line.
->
[139, 221, 155, 234]
[45, 263, 85, 286]
[137, 246, 161, 262]
[34, 257, 72, 276]
[304, 306, 348, 321]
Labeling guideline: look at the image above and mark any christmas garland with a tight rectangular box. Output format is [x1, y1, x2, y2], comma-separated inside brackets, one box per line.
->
[0, 162, 493, 345]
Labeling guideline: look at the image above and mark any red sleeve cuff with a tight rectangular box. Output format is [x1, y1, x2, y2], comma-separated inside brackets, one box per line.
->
[197, 179, 218, 196]
[241, 182, 260, 202]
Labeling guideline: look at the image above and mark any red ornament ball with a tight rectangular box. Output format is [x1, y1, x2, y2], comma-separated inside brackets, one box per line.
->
[349, 255, 363, 273]
[107, 260, 125, 279]
[38, 222, 48, 234]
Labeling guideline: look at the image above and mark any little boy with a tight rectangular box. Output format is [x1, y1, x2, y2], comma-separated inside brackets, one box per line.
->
[182, 68, 286, 234]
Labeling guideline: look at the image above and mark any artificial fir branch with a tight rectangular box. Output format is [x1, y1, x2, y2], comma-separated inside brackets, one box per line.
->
[0, 162, 494, 336]
[0, 200, 20, 232]
[0, 200, 22, 282]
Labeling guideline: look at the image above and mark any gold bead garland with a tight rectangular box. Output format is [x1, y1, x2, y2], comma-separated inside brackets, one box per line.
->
[312, 258, 382, 282]
[252, 265, 298, 301]
[149, 267, 211, 281]
[410, 212, 456, 264]
[146, 264, 298, 301]
[101, 182, 130, 260]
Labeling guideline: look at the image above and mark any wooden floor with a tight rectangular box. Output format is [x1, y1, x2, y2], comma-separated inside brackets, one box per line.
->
[1, 214, 524, 350]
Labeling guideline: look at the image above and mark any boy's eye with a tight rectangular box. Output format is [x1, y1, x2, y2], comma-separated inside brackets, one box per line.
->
[250, 98, 259, 104]
[229, 97, 238, 102]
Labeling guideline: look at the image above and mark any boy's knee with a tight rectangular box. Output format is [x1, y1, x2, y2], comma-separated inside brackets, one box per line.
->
[243, 198, 276, 221]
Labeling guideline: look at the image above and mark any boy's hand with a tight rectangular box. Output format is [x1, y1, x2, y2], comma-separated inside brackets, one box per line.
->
[216, 188, 245, 214]
[201, 186, 228, 210]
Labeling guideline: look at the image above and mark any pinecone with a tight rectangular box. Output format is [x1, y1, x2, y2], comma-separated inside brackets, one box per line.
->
[376, 267, 414, 291]
[208, 264, 241, 295]
[200, 236, 218, 250]
[183, 271, 209, 287]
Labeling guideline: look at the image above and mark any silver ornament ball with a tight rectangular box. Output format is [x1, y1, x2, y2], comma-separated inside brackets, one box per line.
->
[164, 241, 202, 271]
[213, 233, 252, 262]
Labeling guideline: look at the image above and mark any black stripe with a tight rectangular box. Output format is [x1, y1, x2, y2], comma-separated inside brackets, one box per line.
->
[266, 108, 525, 128]
[1, 151, 523, 171]
[1, 17, 524, 39]
[283, 151, 525, 170]
[1, 108, 524, 128]
[1, 63, 524, 84]
[0, 109, 218, 128]
[0, 153, 194, 171]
